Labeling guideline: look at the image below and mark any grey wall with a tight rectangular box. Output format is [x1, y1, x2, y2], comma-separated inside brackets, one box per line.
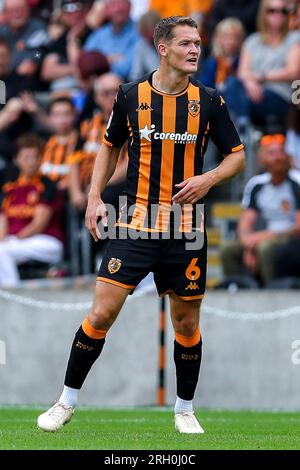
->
[0, 287, 300, 410]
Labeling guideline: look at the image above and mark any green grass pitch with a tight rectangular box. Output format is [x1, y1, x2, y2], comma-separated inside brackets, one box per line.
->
[1, 408, 300, 450]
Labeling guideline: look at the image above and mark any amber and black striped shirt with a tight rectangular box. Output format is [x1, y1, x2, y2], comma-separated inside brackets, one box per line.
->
[40, 131, 79, 185]
[103, 73, 244, 232]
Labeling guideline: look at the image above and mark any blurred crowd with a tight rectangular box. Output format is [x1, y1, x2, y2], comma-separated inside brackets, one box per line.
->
[0, 0, 299, 287]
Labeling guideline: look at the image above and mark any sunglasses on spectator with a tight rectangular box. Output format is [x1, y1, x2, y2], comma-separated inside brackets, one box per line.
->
[266, 7, 289, 15]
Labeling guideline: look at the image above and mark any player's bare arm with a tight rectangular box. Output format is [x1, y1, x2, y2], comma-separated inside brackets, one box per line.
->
[173, 149, 245, 204]
[85, 143, 121, 241]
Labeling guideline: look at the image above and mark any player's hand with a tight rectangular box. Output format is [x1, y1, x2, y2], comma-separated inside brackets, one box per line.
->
[85, 195, 107, 242]
[172, 174, 214, 205]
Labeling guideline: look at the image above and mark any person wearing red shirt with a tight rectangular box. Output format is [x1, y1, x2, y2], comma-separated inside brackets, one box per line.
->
[0, 133, 64, 287]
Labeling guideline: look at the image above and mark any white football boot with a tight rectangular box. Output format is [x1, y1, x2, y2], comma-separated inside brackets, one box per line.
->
[175, 411, 205, 434]
[37, 401, 74, 432]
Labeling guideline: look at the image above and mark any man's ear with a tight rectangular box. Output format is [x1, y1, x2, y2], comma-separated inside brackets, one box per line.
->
[157, 42, 168, 57]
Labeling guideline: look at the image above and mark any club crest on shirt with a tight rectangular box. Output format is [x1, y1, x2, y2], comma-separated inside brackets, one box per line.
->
[108, 258, 122, 274]
[188, 100, 200, 117]
[281, 200, 291, 212]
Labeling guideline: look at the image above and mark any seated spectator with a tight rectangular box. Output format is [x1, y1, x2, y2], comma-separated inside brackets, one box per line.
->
[0, 133, 64, 288]
[0, 0, 48, 80]
[200, 18, 244, 90]
[226, 0, 300, 128]
[40, 97, 79, 190]
[129, 10, 160, 81]
[68, 73, 127, 212]
[41, 0, 93, 92]
[285, 103, 300, 170]
[220, 134, 300, 286]
[84, 0, 140, 81]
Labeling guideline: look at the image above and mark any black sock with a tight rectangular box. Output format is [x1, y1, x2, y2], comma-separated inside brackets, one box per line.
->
[64, 326, 105, 389]
[174, 339, 202, 401]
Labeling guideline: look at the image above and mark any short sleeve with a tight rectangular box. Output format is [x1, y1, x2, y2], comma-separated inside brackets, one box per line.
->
[103, 86, 129, 148]
[209, 91, 244, 155]
[242, 180, 260, 211]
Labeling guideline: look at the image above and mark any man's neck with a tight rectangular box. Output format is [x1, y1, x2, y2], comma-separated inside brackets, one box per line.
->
[271, 171, 289, 185]
[152, 67, 190, 95]
[112, 20, 129, 34]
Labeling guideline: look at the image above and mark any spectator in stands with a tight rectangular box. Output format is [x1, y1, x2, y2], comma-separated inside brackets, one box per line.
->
[41, 0, 92, 92]
[68, 73, 127, 212]
[0, 133, 63, 288]
[0, 0, 48, 79]
[129, 10, 160, 81]
[285, 103, 300, 170]
[208, 0, 260, 38]
[220, 134, 300, 286]
[40, 97, 79, 190]
[227, 0, 300, 128]
[84, 0, 140, 81]
[73, 49, 110, 122]
[200, 18, 244, 90]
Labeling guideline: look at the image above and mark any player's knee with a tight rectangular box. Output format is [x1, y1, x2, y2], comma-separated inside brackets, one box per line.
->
[89, 306, 115, 331]
[173, 317, 199, 337]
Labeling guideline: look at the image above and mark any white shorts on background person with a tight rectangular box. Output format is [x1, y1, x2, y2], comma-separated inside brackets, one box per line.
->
[0, 234, 63, 287]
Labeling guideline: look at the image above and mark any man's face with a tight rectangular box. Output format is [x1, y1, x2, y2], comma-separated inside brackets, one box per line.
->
[16, 147, 40, 177]
[106, 0, 130, 27]
[5, 0, 30, 30]
[261, 143, 290, 174]
[160, 26, 201, 74]
[49, 102, 75, 135]
[0, 44, 11, 75]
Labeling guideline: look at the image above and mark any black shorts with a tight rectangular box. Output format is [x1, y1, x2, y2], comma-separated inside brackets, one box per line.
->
[97, 229, 207, 300]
